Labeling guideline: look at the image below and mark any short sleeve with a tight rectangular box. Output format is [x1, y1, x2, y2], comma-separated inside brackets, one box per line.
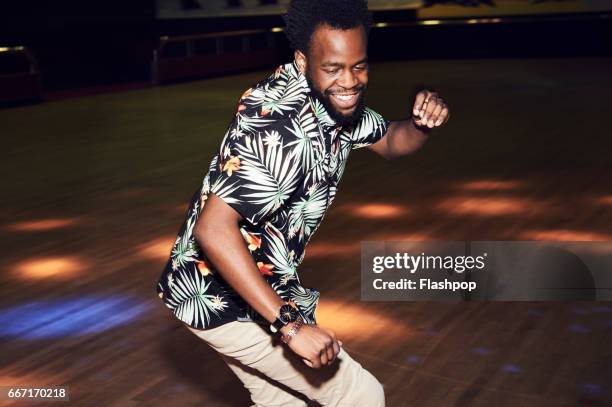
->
[350, 107, 390, 150]
[210, 126, 304, 225]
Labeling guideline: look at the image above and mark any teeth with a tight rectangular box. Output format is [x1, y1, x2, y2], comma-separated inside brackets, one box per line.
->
[334, 94, 355, 101]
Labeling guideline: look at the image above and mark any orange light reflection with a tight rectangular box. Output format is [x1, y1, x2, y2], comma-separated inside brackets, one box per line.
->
[316, 299, 412, 346]
[596, 195, 612, 206]
[175, 202, 191, 214]
[437, 196, 536, 216]
[15, 257, 87, 280]
[344, 203, 408, 219]
[138, 236, 176, 261]
[7, 218, 79, 232]
[374, 233, 431, 241]
[458, 179, 523, 191]
[520, 229, 612, 241]
[306, 242, 359, 258]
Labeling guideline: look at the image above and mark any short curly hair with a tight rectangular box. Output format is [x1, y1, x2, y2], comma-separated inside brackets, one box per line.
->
[283, 0, 373, 54]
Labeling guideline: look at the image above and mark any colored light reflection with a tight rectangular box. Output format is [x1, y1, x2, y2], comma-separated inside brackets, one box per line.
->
[315, 299, 412, 345]
[0, 295, 152, 339]
[346, 203, 408, 219]
[458, 179, 523, 191]
[14, 257, 87, 280]
[7, 218, 79, 232]
[596, 195, 612, 205]
[501, 363, 522, 374]
[437, 196, 534, 216]
[472, 346, 493, 356]
[520, 229, 611, 241]
[375, 233, 430, 241]
[305, 242, 359, 258]
[138, 236, 175, 261]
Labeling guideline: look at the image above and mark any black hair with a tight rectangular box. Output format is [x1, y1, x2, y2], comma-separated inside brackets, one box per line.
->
[283, 0, 373, 54]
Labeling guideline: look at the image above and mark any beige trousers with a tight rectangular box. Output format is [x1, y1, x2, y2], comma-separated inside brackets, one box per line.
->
[186, 321, 385, 407]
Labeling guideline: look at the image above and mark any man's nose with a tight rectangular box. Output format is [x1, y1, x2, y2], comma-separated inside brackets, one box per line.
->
[337, 69, 359, 90]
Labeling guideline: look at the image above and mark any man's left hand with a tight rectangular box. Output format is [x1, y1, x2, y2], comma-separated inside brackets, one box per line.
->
[412, 90, 450, 129]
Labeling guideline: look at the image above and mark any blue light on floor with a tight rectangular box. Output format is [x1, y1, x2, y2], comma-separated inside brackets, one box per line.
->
[567, 324, 590, 334]
[405, 355, 422, 364]
[501, 363, 522, 374]
[527, 309, 544, 317]
[471, 346, 493, 356]
[571, 307, 589, 315]
[580, 383, 604, 396]
[0, 295, 152, 340]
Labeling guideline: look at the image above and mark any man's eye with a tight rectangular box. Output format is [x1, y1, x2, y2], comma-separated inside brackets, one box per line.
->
[326, 69, 340, 75]
[354, 65, 367, 71]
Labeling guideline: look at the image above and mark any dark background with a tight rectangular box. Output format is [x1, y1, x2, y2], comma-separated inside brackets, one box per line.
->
[1, 0, 610, 91]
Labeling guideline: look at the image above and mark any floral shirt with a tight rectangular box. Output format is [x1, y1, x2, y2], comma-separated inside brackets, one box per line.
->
[156, 61, 389, 330]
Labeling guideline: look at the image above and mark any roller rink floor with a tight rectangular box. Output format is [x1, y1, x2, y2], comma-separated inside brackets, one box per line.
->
[1, 57, 612, 406]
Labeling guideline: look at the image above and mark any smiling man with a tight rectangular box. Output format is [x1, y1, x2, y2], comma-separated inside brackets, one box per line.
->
[156, 1, 449, 406]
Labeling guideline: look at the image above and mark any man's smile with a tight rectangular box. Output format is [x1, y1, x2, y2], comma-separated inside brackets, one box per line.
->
[329, 91, 361, 110]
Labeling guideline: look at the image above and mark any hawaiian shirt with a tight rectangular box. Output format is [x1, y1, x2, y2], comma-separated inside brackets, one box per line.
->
[156, 60, 389, 330]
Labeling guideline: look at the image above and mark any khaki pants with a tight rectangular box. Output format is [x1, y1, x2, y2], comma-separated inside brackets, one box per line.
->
[186, 321, 385, 407]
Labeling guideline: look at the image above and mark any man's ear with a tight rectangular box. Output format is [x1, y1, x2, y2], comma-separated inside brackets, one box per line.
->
[294, 50, 307, 74]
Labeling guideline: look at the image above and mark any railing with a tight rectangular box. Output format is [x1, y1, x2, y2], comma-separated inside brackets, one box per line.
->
[152, 28, 285, 85]
[0, 46, 43, 104]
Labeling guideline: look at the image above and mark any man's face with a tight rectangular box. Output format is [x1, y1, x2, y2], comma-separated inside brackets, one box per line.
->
[298, 24, 369, 127]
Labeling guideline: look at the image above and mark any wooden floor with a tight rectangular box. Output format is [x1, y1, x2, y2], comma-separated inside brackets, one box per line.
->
[1, 57, 612, 406]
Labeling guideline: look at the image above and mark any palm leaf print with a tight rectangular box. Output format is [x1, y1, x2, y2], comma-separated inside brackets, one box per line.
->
[167, 266, 228, 327]
[235, 135, 302, 220]
[310, 97, 335, 128]
[210, 176, 241, 206]
[260, 71, 307, 116]
[289, 285, 319, 324]
[235, 113, 276, 136]
[263, 223, 297, 279]
[171, 211, 200, 269]
[285, 104, 323, 173]
[271, 278, 292, 296]
[288, 182, 329, 242]
[351, 107, 387, 148]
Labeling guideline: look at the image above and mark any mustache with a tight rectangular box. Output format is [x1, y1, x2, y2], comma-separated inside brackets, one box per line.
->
[325, 85, 366, 95]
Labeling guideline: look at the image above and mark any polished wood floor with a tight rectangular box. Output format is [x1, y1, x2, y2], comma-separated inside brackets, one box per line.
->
[1, 58, 611, 406]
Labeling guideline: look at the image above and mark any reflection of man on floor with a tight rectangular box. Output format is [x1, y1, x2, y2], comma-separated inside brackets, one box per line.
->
[156, 0, 449, 405]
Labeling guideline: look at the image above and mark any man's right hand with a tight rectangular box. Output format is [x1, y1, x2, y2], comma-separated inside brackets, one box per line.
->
[284, 324, 341, 368]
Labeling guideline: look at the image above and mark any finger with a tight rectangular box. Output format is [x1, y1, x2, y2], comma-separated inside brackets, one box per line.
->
[424, 96, 438, 126]
[419, 91, 433, 119]
[332, 339, 341, 360]
[310, 355, 321, 369]
[326, 343, 335, 365]
[436, 107, 450, 126]
[322, 329, 340, 362]
[413, 91, 427, 116]
[413, 115, 425, 126]
[430, 102, 444, 128]
[319, 349, 329, 366]
[339, 340, 343, 347]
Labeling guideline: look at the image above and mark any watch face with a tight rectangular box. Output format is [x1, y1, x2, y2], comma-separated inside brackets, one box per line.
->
[279, 304, 299, 324]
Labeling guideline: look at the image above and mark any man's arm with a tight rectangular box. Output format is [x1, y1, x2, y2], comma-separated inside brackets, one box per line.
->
[193, 193, 341, 368]
[367, 90, 449, 160]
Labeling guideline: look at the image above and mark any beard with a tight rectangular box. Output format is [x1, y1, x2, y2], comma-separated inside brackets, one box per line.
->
[305, 71, 367, 128]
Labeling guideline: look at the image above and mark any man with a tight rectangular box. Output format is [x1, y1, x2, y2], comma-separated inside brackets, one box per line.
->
[156, 0, 449, 405]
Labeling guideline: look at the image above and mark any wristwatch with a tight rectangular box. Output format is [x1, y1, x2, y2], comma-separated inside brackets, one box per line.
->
[270, 302, 300, 333]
